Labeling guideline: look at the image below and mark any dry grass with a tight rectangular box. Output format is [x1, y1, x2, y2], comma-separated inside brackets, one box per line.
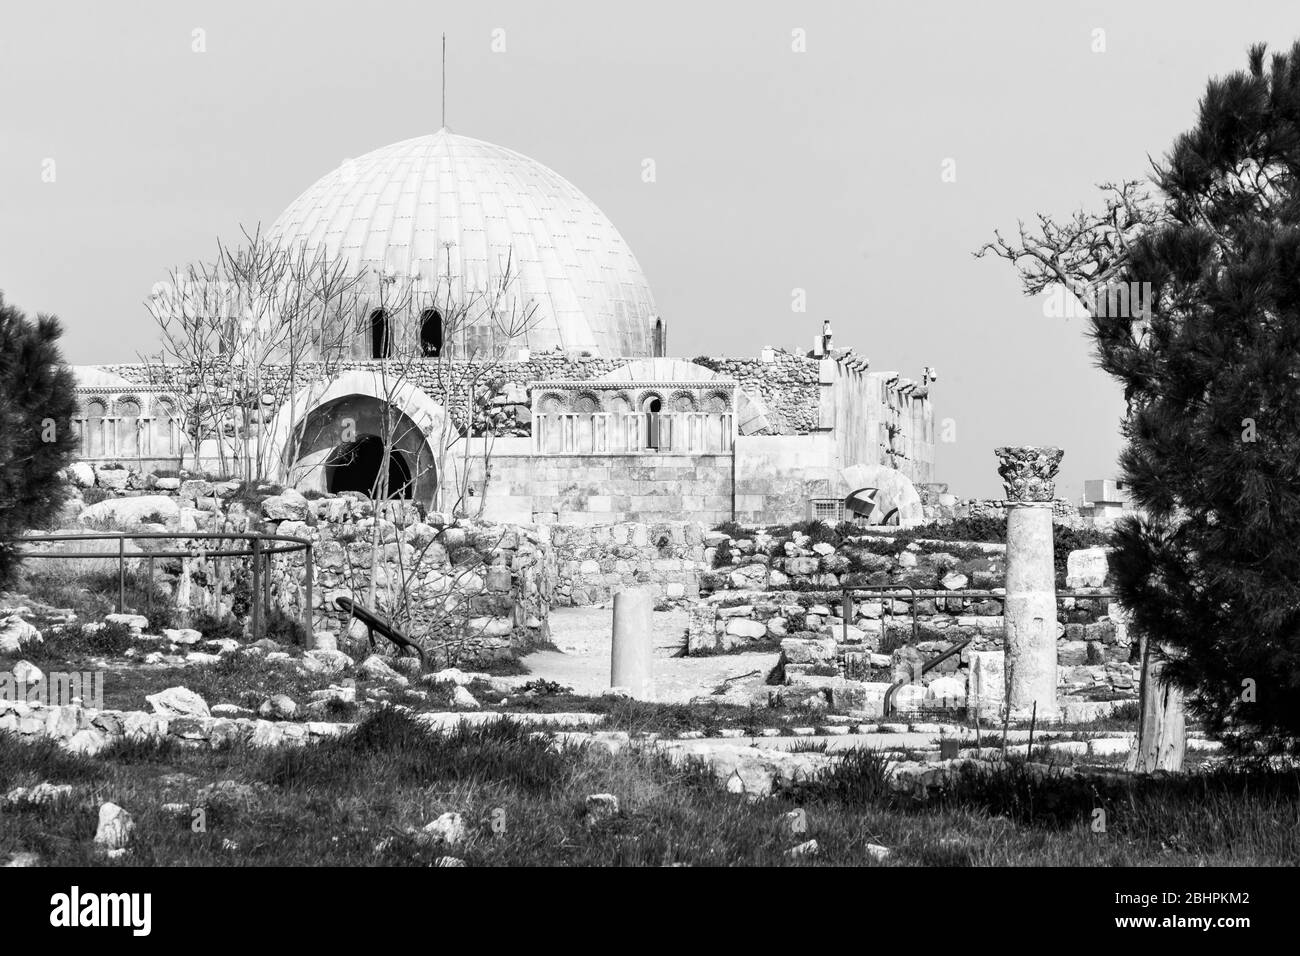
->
[3, 710, 1297, 866]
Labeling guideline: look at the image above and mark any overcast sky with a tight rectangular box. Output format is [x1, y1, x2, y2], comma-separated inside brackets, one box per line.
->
[3, 1, 1297, 500]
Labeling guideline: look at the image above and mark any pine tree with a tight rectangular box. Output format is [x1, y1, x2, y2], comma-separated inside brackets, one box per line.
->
[1092, 42, 1300, 742]
[0, 292, 79, 586]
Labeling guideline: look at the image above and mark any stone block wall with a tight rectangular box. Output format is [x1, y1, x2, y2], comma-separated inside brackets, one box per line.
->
[549, 521, 708, 606]
[688, 587, 1136, 700]
[482, 454, 734, 526]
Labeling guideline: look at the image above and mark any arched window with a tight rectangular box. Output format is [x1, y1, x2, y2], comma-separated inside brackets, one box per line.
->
[653, 318, 666, 357]
[419, 309, 443, 357]
[369, 309, 392, 359]
[643, 394, 663, 450]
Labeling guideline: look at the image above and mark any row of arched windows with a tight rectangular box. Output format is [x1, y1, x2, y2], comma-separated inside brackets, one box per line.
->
[368, 309, 444, 359]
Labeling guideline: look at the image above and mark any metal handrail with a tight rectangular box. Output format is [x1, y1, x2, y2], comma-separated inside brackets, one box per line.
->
[5, 531, 315, 644]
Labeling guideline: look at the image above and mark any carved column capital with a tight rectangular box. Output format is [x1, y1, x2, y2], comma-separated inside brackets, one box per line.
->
[995, 446, 1063, 502]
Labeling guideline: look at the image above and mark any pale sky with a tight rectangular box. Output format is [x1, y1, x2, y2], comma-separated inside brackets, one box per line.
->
[3, 1, 1296, 500]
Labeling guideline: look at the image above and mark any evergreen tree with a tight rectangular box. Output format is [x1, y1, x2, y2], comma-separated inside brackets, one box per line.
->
[1093, 43, 1300, 741]
[0, 292, 79, 586]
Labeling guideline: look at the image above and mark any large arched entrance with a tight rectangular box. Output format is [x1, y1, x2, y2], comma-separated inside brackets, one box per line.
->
[287, 394, 437, 503]
[324, 434, 414, 498]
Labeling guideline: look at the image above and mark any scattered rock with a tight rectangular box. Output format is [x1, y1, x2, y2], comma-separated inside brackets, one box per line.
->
[260, 489, 309, 521]
[360, 655, 409, 686]
[257, 695, 299, 720]
[163, 627, 202, 645]
[305, 649, 354, 675]
[941, 571, 969, 591]
[66, 461, 95, 487]
[5, 782, 72, 806]
[865, 843, 892, 862]
[210, 703, 252, 717]
[93, 466, 130, 490]
[11, 660, 43, 684]
[94, 803, 134, 850]
[145, 687, 210, 718]
[451, 686, 480, 709]
[105, 613, 149, 634]
[3, 852, 40, 867]
[79, 495, 178, 527]
[0, 614, 41, 654]
[420, 812, 467, 847]
[585, 793, 619, 824]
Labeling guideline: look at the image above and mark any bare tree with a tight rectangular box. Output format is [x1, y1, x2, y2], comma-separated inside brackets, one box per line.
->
[298, 254, 540, 666]
[974, 179, 1161, 310]
[143, 226, 364, 482]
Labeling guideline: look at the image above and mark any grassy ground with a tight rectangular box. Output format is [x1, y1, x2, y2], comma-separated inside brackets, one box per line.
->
[2, 710, 1295, 866]
[491, 690, 819, 735]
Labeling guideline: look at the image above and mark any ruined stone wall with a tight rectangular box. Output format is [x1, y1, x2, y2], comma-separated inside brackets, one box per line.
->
[548, 521, 708, 606]
[65, 474, 551, 667]
[688, 354, 821, 434]
[689, 534, 1136, 703]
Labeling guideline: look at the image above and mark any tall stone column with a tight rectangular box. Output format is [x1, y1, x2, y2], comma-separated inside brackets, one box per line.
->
[996, 446, 1063, 722]
[611, 587, 655, 701]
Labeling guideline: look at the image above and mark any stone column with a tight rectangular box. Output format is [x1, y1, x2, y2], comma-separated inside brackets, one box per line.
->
[611, 587, 655, 701]
[996, 446, 1063, 722]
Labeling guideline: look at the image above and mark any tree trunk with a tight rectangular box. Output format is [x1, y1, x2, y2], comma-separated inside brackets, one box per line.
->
[1126, 640, 1186, 772]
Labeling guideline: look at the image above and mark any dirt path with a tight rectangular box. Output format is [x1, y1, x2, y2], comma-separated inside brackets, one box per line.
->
[511, 606, 778, 704]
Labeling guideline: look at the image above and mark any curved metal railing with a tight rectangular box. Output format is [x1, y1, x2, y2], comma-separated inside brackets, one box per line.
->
[5, 531, 315, 643]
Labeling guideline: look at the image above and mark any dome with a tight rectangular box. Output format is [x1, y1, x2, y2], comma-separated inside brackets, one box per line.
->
[269, 128, 659, 357]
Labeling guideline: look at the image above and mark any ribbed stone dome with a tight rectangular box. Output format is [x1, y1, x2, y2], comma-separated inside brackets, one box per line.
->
[268, 128, 658, 357]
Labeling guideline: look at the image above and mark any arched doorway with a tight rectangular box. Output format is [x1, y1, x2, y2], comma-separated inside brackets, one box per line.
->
[287, 393, 437, 504]
[420, 309, 443, 357]
[325, 435, 414, 498]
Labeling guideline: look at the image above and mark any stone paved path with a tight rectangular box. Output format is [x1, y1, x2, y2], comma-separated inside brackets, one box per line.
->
[512, 606, 778, 703]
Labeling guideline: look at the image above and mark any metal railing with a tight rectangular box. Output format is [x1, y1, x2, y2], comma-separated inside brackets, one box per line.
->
[6, 531, 315, 643]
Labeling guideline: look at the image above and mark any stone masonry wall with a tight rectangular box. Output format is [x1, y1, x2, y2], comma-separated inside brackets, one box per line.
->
[485, 454, 734, 526]
[549, 521, 708, 606]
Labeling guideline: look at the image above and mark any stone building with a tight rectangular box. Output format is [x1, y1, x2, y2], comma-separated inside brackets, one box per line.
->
[70, 127, 937, 526]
